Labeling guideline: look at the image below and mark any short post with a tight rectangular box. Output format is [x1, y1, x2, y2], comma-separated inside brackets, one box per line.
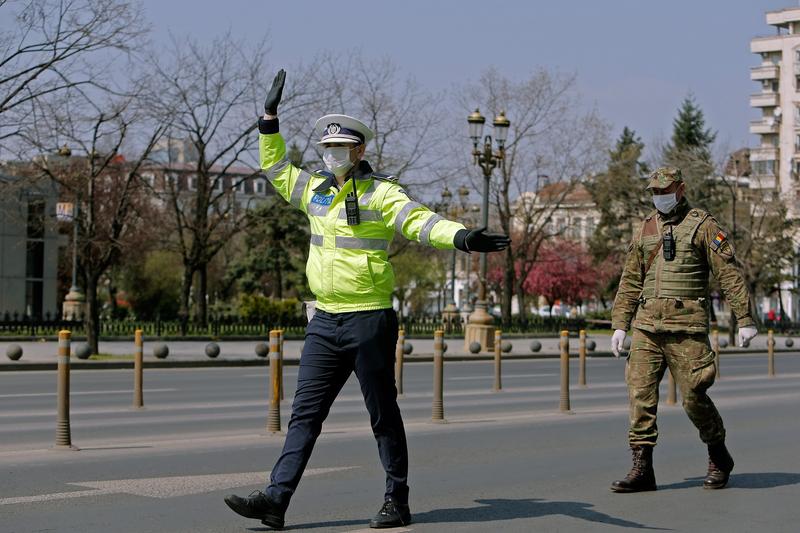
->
[278, 329, 284, 400]
[712, 329, 720, 380]
[133, 329, 144, 408]
[493, 329, 502, 392]
[578, 329, 587, 387]
[395, 329, 405, 396]
[559, 330, 570, 412]
[432, 329, 445, 422]
[55, 330, 76, 449]
[666, 369, 677, 405]
[768, 329, 775, 377]
[267, 330, 281, 433]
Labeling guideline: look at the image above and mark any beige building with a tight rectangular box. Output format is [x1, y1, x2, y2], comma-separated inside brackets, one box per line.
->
[750, 6, 800, 323]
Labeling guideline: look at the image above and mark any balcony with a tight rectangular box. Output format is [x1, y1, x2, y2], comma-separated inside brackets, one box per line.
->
[749, 146, 779, 161]
[750, 92, 780, 107]
[748, 174, 778, 190]
[751, 36, 784, 54]
[750, 119, 780, 134]
[751, 64, 780, 80]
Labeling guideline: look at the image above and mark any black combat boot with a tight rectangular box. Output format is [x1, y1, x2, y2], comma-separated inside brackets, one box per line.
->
[224, 490, 285, 529]
[610, 445, 657, 493]
[704, 441, 734, 489]
[369, 499, 412, 529]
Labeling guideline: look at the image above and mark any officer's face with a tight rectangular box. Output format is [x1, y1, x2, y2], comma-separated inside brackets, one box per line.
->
[325, 142, 365, 164]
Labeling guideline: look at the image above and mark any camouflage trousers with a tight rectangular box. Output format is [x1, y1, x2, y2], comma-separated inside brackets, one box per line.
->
[626, 328, 725, 447]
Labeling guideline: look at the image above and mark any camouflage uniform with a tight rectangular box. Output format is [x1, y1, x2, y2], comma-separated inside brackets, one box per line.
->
[611, 167, 754, 447]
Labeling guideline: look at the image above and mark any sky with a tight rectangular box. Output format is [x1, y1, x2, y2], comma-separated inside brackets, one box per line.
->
[130, 0, 800, 153]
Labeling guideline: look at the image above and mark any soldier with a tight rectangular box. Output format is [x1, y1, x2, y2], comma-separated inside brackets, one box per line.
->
[609, 167, 757, 493]
[223, 70, 510, 529]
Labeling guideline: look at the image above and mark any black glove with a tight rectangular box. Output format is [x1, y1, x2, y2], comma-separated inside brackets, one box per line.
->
[454, 227, 511, 253]
[264, 69, 286, 115]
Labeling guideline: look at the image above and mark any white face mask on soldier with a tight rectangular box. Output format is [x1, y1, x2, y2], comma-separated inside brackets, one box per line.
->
[322, 146, 354, 177]
[653, 193, 678, 214]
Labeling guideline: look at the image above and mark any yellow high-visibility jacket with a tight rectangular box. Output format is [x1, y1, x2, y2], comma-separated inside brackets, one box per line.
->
[259, 120, 465, 313]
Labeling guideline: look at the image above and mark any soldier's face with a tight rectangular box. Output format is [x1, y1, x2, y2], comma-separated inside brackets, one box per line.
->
[650, 182, 685, 202]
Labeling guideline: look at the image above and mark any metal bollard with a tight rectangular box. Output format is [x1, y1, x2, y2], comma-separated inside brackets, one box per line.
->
[559, 330, 570, 412]
[432, 330, 446, 423]
[278, 329, 284, 400]
[266, 330, 281, 433]
[578, 329, 587, 387]
[493, 329, 502, 392]
[395, 329, 405, 396]
[768, 329, 775, 377]
[666, 369, 677, 405]
[712, 329, 720, 380]
[134, 329, 144, 409]
[55, 330, 77, 449]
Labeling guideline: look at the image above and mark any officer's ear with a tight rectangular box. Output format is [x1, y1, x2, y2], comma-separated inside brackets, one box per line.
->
[353, 143, 366, 160]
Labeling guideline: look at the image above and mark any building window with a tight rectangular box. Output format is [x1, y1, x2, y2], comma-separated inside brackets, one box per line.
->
[570, 217, 582, 240]
[26, 241, 44, 279]
[25, 280, 43, 318]
[586, 217, 596, 236]
[752, 160, 776, 176]
[256, 180, 265, 194]
[26, 199, 45, 239]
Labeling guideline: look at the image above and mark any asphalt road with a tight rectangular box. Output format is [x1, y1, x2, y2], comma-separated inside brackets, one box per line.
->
[1, 353, 799, 532]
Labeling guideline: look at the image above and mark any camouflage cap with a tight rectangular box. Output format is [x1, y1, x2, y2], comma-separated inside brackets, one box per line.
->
[646, 167, 683, 190]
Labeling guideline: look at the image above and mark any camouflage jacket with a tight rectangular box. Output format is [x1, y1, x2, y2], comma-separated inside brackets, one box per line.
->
[611, 199, 754, 334]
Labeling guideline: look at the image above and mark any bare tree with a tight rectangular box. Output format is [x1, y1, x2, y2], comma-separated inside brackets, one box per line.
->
[458, 67, 609, 325]
[143, 33, 330, 328]
[0, 0, 145, 146]
[12, 84, 166, 353]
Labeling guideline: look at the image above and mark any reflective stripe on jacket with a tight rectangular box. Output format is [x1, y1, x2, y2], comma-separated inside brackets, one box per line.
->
[260, 130, 465, 313]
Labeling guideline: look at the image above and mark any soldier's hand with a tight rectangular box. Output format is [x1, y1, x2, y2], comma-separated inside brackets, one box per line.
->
[264, 69, 286, 116]
[464, 227, 511, 253]
[611, 329, 627, 357]
[737, 326, 757, 347]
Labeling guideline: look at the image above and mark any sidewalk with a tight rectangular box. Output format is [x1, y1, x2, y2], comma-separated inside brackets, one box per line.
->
[1, 333, 797, 371]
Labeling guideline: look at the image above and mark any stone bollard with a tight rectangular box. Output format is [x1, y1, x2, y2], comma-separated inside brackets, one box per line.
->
[432, 330, 446, 423]
[395, 329, 405, 396]
[667, 369, 677, 405]
[712, 329, 720, 380]
[578, 329, 587, 387]
[266, 330, 281, 433]
[55, 330, 77, 450]
[6, 344, 23, 361]
[559, 330, 570, 413]
[493, 329, 502, 392]
[134, 329, 144, 409]
[768, 329, 775, 377]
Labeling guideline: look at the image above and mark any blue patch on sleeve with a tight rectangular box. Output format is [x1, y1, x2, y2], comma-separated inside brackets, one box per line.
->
[310, 193, 334, 206]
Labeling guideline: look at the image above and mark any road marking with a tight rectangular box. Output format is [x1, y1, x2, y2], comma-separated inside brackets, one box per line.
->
[0, 466, 356, 505]
[448, 373, 557, 380]
[0, 389, 177, 398]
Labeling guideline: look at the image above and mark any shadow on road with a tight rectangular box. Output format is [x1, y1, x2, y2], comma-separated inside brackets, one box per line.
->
[266, 498, 670, 531]
[659, 472, 800, 491]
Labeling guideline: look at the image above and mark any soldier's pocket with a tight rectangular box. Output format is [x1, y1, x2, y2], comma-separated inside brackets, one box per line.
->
[690, 349, 716, 391]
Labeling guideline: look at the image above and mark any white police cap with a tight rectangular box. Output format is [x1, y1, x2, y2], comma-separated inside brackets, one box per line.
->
[314, 114, 374, 145]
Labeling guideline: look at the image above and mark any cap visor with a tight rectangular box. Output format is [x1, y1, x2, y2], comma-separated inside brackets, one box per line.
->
[317, 137, 361, 145]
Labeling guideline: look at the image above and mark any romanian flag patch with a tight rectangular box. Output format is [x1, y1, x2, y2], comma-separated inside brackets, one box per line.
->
[710, 230, 727, 251]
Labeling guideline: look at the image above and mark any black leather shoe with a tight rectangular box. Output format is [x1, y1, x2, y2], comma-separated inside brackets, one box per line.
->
[704, 441, 734, 489]
[369, 500, 412, 528]
[611, 445, 657, 493]
[224, 490, 285, 529]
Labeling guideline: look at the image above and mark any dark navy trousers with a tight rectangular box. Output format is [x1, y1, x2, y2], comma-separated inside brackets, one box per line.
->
[265, 308, 408, 506]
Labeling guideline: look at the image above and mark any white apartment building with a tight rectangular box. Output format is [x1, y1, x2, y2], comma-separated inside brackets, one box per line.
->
[750, 6, 800, 322]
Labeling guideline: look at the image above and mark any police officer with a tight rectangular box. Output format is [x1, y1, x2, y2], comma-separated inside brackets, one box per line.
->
[224, 70, 510, 529]
[609, 167, 757, 493]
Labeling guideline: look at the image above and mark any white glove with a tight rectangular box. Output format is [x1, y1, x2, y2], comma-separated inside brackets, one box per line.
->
[737, 326, 757, 347]
[611, 329, 627, 358]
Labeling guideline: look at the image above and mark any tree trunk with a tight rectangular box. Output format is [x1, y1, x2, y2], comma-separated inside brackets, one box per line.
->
[179, 265, 193, 336]
[84, 274, 101, 355]
[501, 248, 513, 327]
[196, 263, 208, 327]
[515, 279, 528, 328]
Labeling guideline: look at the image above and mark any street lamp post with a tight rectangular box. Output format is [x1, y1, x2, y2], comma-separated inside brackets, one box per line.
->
[464, 109, 510, 352]
[57, 145, 86, 321]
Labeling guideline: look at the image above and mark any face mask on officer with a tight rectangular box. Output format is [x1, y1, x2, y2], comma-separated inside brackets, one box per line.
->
[323, 146, 356, 177]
